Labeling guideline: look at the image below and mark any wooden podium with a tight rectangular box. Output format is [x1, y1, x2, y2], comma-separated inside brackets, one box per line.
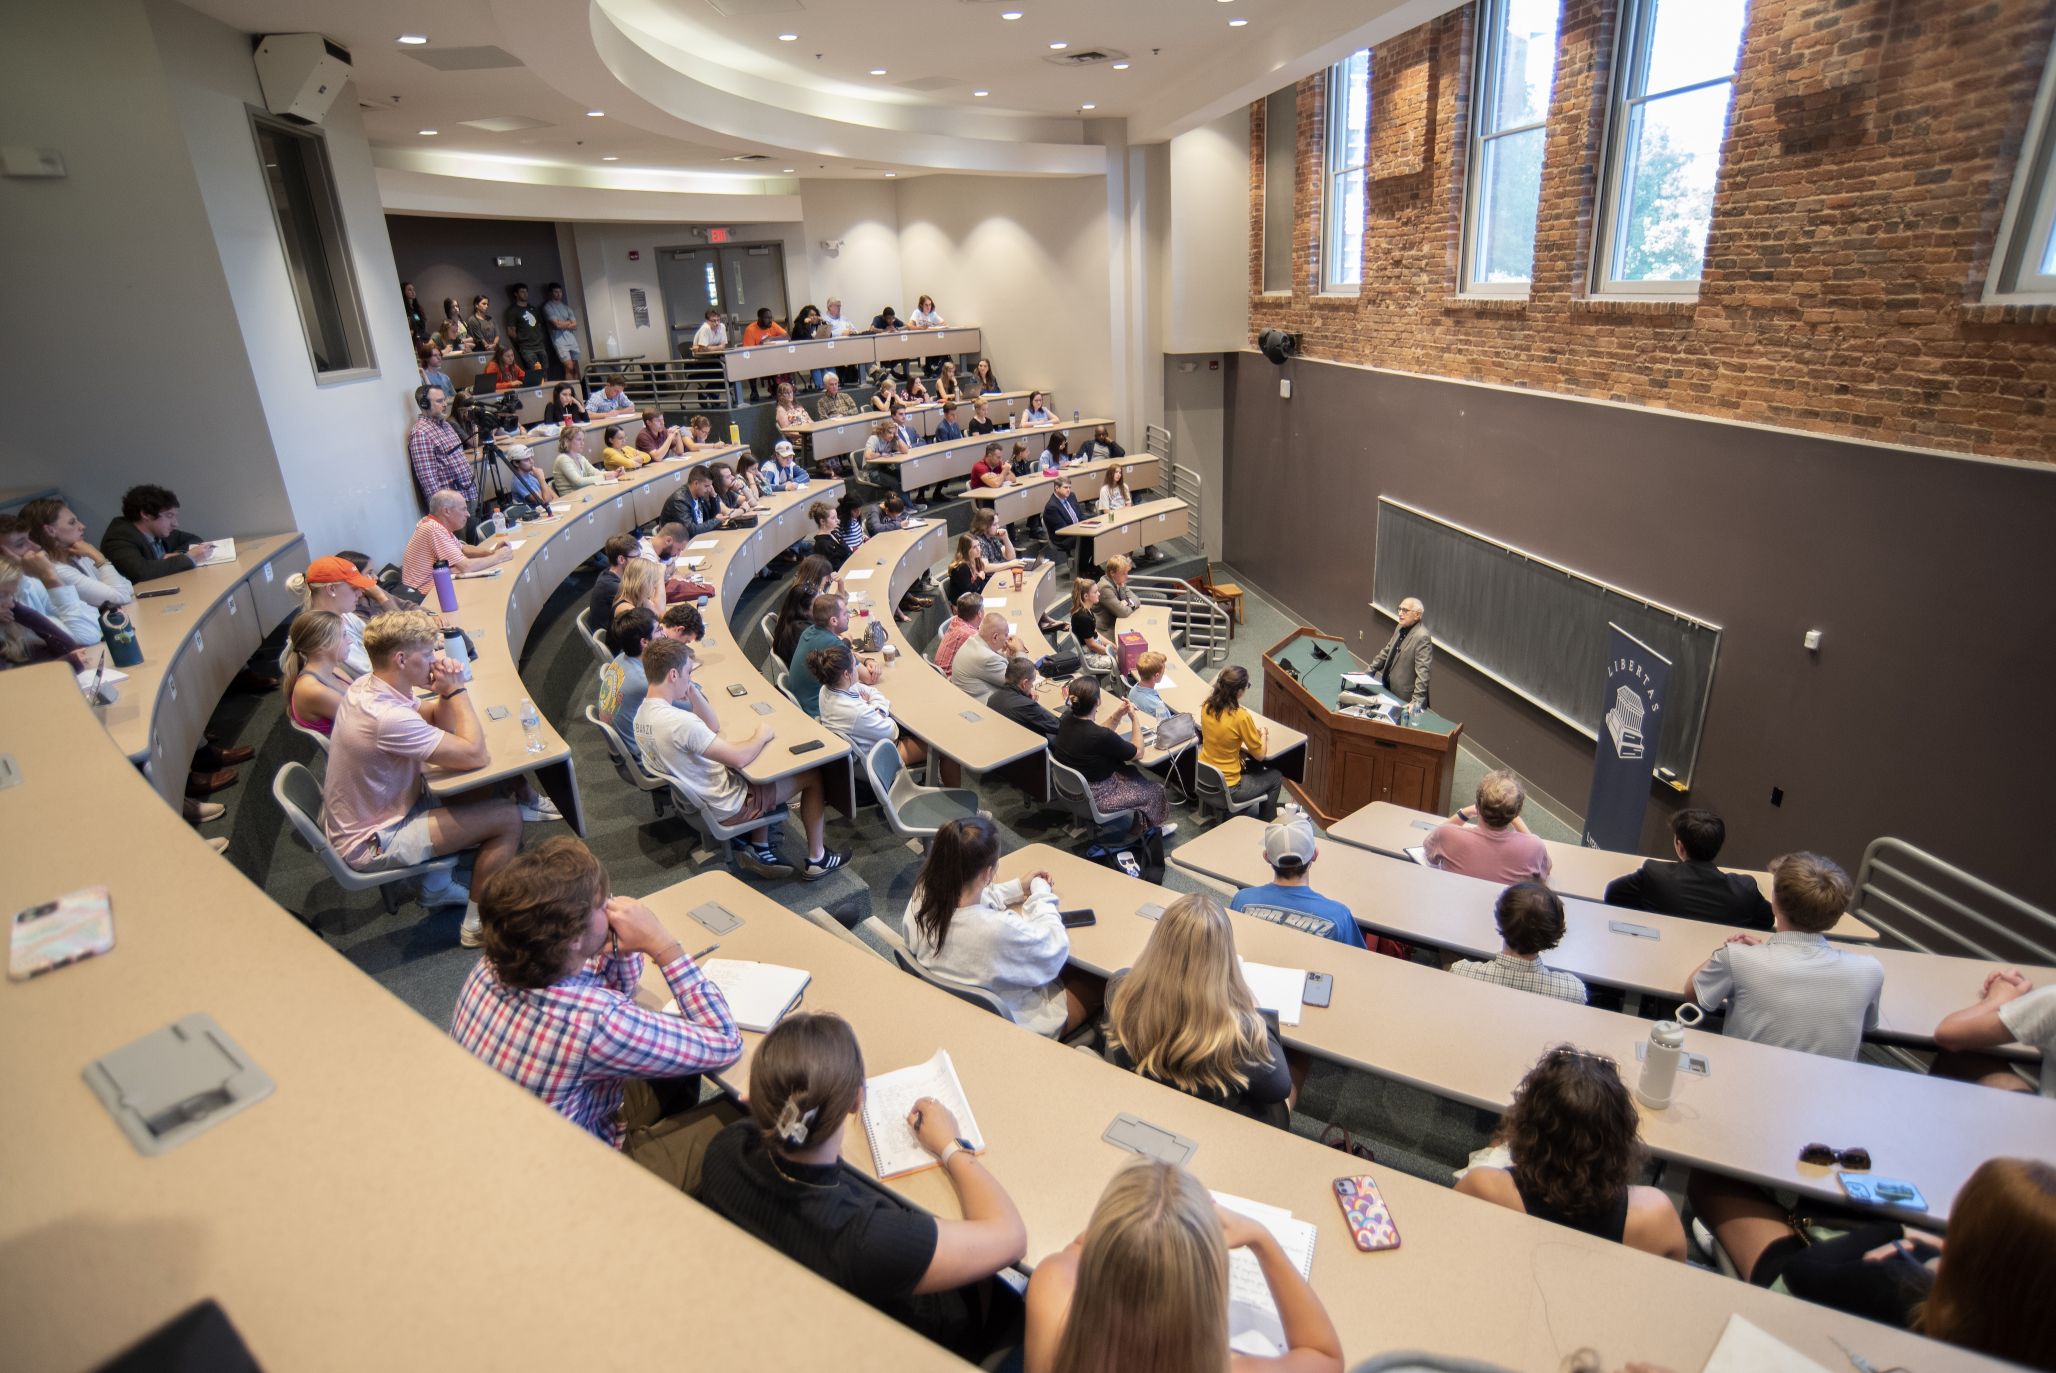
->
[1260, 627, 1464, 828]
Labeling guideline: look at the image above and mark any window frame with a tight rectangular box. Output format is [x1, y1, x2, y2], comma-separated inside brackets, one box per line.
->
[1459, 0, 1562, 296]
[1321, 48, 1372, 294]
[1260, 85, 1298, 294]
[247, 109, 376, 380]
[1589, 0, 1748, 298]
[1986, 33, 2056, 304]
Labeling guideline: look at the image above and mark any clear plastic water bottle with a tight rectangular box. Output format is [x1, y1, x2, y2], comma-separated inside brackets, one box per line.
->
[519, 698, 544, 753]
[1072, 407, 1081, 423]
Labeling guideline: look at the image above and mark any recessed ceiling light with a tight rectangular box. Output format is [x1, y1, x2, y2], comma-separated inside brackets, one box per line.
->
[973, 89, 990, 97]
[777, 32, 798, 41]
[1228, 17, 1248, 25]
[587, 110, 604, 117]
[1112, 62, 1130, 70]
[1081, 103, 1096, 110]
[782, 167, 795, 173]
[1000, 10, 1023, 19]
[1048, 41, 1068, 50]
[885, 172, 897, 177]
[397, 34, 428, 44]
[602, 155, 619, 161]
[418, 128, 438, 136]
[870, 68, 888, 75]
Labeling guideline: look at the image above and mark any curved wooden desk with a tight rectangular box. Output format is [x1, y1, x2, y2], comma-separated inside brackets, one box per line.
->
[717, 326, 984, 384]
[1056, 495, 1191, 565]
[1172, 816, 2047, 1048]
[1013, 843, 2054, 1226]
[0, 666, 965, 1373]
[90, 532, 307, 807]
[1330, 799, 1879, 941]
[631, 868, 2017, 1372]
[964, 454, 1160, 528]
[782, 391, 1039, 464]
[863, 418, 1111, 493]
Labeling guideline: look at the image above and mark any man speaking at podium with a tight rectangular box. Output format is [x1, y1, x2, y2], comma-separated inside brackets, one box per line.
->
[1368, 597, 1432, 712]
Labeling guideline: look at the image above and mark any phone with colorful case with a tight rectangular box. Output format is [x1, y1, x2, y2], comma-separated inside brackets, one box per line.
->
[1332, 1174, 1400, 1252]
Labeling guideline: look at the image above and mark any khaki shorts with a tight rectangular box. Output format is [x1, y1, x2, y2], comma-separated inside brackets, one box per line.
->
[721, 774, 797, 827]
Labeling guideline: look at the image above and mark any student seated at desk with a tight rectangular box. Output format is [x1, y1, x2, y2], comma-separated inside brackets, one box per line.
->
[555, 426, 617, 493]
[1024, 1159, 1343, 1373]
[836, 492, 869, 555]
[774, 555, 840, 663]
[1039, 431, 1075, 469]
[634, 410, 689, 461]
[1449, 882, 1588, 1004]
[402, 490, 512, 593]
[682, 414, 725, 453]
[503, 447, 551, 508]
[949, 612, 1021, 700]
[586, 374, 635, 416]
[0, 560, 84, 670]
[635, 637, 849, 879]
[971, 357, 1002, 394]
[482, 341, 526, 391]
[933, 401, 964, 443]
[1070, 579, 1117, 675]
[20, 499, 133, 610]
[1102, 894, 1293, 1127]
[934, 593, 982, 673]
[969, 441, 1013, 494]
[987, 656, 1061, 738]
[935, 359, 962, 402]
[322, 610, 529, 945]
[710, 460, 758, 516]
[1226, 809, 1364, 950]
[870, 375, 901, 413]
[1199, 666, 1283, 821]
[1933, 971, 2056, 1096]
[1684, 851, 1881, 1060]
[100, 483, 215, 584]
[945, 536, 989, 607]
[1604, 808, 1773, 930]
[790, 592, 877, 718]
[1455, 1045, 1686, 1260]
[1054, 677, 1170, 836]
[763, 440, 810, 491]
[1424, 770, 1552, 884]
[1689, 1156, 2056, 1370]
[809, 642, 932, 775]
[905, 816, 1088, 1037]
[286, 555, 376, 677]
[588, 535, 637, 630]
[610, 559, 666, 627]
[694, 1012, 1028, 1363]
[966, 398, 1005, 437]
[903, 375, 932, 405]
[597, 608, 658, 763]
[543, 382, 588, 427]
[1078, 425, 1125, 463]
[282, 610, 351, 736]
[773, 382, 810, 445]
[1092, 556, 1139, 638]
[0, 515, 119, 647]
[1041, 479, 1086, 562]
[816, 371, 862, 421]
[807, 501, 850, 570]
[969, 508, 1026, 571]
[660, 602, 704, 645]
[1021, 391, 1055, 427]
[452, 836, 742, 1191]
[415, 340, 454, 397]
[1126, 651, 1169, 720]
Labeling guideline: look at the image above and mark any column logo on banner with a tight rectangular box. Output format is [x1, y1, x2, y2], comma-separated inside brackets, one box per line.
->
[1582, 624, 1671, 851]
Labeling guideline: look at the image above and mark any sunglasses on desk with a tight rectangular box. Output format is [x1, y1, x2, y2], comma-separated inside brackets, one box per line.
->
[1799, 1143, 1872, 1170]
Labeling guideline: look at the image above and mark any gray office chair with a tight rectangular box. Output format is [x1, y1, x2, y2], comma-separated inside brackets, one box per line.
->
[856, 915, 913, 961]
[890, 945, 1019, 1023]
[583, 705, 673, 819]
[862, 739, 980, 843]
[666, 782, 790, 871]
[272, 762, 458, 916]
[1048, 757, 1140, 841]
[1195, 758, 1268, 823]
[776, 671, 803, 709]
[287, 713, 331, 757]
[575, 607, 612, 666]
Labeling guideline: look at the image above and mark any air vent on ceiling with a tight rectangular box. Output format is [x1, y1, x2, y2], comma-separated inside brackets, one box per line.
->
[459, 115, 552, 133]
[1043, 47, 1128, 68]
[403, 45, 525, 72]
[721, 153, 774, 162]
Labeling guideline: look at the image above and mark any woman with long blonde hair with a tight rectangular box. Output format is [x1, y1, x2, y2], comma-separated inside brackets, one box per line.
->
[1102, 894, 1292, 1126]
[612, 557, 665, 623]
[1024, 1159, 1343, 1373]
[0, 560, 84, 669]
[282, 609, 352, 736]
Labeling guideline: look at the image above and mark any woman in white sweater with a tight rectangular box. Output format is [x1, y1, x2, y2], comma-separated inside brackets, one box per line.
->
[21, 499, 133, 609]
[806, 641, 933, 773]
[904, 817, 1087, 1038]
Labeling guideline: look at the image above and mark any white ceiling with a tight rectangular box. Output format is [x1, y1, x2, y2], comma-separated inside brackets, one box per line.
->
[177, 0, 1452, 194]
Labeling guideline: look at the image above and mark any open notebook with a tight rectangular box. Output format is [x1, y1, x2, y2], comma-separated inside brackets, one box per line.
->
[860, 1049, 985, 1179]
[1238, 960, 1307, 1027]
[192, 537, 237, 567]
[697, 959, 809, 1034]
[1210, 1191, 1318, 1358]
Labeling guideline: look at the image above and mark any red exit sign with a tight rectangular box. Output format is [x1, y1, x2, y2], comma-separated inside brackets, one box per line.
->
[707, 227, 731, 244]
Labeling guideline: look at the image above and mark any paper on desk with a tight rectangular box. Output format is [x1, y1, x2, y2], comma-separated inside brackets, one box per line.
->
[1210, 1191, 1318, 1358]
[676, 555, 707, 569]
[454, 568, 503, 580]
[982, 596, 1007, 607]
[499, 539, 526, 551]
[1699, 1315, 1834, 1373]
[77, 665, 130, 690]
[1238, 961, 1306, 1027]
[844, 568, 875, 581]
[192, 538, 237, 566]
[688, 539, 720, 550]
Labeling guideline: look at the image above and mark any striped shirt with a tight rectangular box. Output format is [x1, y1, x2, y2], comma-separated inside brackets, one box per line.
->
[1691, 931, 1883, 1061]
[1450, 952, 1588, 1005]
[450, 949, 741, 1146]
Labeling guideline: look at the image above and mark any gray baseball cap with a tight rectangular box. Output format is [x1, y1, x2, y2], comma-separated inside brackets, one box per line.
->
[1262, 810, 1317, 868]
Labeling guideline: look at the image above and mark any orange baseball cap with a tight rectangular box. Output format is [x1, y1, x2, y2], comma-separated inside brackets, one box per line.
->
[306, 555, 377, 591]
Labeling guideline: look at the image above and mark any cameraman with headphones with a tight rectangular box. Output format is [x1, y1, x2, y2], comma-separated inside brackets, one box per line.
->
[407, 382, 483, 539]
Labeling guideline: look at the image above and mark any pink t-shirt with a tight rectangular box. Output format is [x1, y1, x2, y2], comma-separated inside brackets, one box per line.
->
[935, 617, 978, 672]
[323, 673, 446, 866]
[1423, 819, 1553, 885]
[402, 516, 465, 594]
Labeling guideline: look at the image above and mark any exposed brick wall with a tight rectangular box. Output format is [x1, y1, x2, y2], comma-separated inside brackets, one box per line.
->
[1248, 0, 2056, 461]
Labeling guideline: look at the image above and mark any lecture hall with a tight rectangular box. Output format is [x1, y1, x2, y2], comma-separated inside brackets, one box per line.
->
[7, 0, 2056, 1369]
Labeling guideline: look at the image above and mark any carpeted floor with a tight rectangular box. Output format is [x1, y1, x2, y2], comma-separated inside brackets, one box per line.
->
[196, 525, 1584, 1188]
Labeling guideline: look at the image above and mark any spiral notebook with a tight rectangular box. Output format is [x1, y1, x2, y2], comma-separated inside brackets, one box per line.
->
[859, 1049, 985, 1179]
[1210, 1191, 1319, 1358]
[697, 959, 810, 1034]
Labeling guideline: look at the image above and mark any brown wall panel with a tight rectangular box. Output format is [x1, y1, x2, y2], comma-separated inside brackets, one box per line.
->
[1223, 351, 2056, 907]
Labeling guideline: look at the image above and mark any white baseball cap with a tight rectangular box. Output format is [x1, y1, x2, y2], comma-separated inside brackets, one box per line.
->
[773, 440, 795, 457]
[1262, 809, 1318, 869]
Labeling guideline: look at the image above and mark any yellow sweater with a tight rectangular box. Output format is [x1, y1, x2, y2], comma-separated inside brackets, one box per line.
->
[601, 445, 650, 470]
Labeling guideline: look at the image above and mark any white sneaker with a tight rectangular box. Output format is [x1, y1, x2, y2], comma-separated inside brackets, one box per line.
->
[460, 909, 485, 947]
[518, 794, 562, 822]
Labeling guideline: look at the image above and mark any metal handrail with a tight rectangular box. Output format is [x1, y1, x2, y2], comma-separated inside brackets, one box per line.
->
[1852, 837, 2055, 963]
[1129, 572, 1231, 666]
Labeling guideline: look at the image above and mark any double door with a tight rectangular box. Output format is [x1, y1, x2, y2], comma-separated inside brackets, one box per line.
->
[657, 243, 789, 356]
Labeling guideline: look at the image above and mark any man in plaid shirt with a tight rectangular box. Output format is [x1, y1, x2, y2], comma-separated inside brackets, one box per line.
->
[407, 383, 478, 511]
[451, 837, 743, 1187]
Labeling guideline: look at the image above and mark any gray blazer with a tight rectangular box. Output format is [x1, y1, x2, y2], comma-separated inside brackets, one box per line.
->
[1093, 576, 1139, 637]
[1369, 622, 1432, 709]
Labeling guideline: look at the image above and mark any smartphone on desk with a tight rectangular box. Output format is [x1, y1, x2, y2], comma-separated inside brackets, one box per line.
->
[11, 887, 115, 981]
[1333, 1175, 1401, 1252]
[1059, 908, 1097, 929]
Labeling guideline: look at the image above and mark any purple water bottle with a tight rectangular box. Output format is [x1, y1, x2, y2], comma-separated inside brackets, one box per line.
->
[431, 558, 457, 612]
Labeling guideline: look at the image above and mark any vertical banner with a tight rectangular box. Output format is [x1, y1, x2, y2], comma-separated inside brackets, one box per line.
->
[1582, 624, 1671, 851]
